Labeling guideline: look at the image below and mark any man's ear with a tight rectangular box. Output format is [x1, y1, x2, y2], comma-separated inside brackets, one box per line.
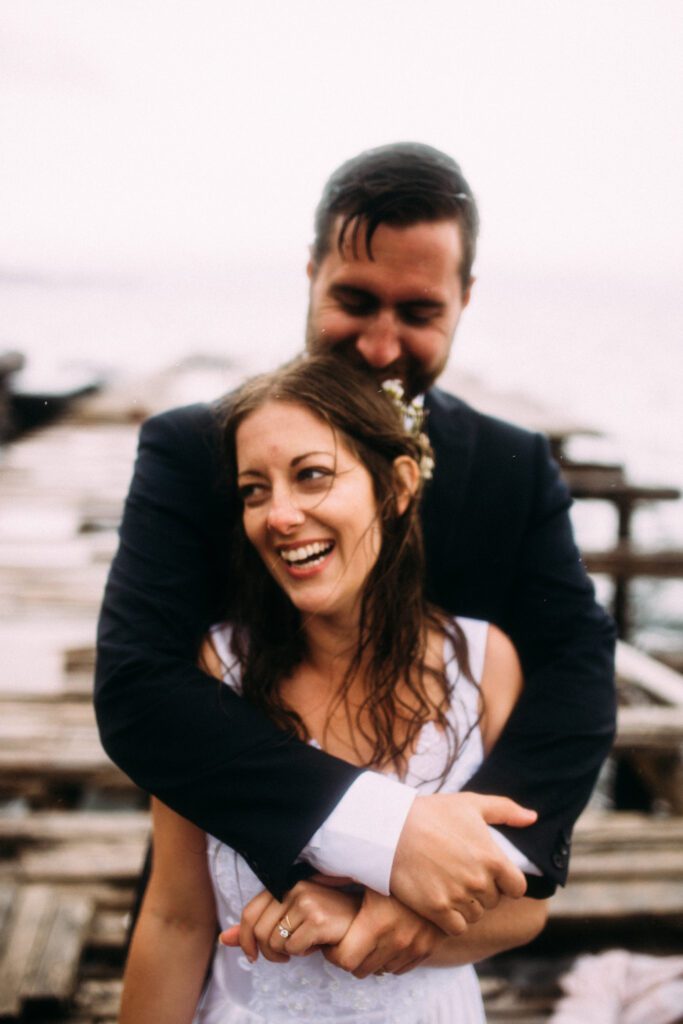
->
[393, 456, 421, 515]
[461, 275, 475, 309]
[306, 249, 315, 281]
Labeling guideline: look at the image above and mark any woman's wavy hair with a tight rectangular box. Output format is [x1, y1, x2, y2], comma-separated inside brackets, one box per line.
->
[219, 354, 475, 782]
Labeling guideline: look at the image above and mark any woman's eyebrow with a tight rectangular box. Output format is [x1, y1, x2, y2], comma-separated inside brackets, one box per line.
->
[291, 451, 334, 467]
[238, 452, 333, 477]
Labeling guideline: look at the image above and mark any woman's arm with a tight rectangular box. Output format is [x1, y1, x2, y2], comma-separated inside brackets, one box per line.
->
[478, 623, 524, 756]
[425, 895, 547, 967]
[119, 798, 217, 1024]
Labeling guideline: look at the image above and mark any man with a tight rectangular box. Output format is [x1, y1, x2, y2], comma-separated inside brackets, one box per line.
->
[95, 143, 616, 952]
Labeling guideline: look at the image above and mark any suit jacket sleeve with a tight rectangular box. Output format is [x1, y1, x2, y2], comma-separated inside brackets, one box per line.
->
[462, 429, 617, 895]
[95, 404, 362, 897]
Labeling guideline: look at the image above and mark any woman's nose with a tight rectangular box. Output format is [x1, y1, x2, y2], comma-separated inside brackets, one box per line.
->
[266, 489, 306, 534]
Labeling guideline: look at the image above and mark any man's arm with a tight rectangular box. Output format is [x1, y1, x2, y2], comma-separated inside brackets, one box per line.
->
[95, 405, 365, 897]
[464, 431, 617, 893]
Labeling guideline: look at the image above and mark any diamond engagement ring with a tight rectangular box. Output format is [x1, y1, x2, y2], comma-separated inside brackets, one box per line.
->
[277, 924, 290, 938]
[277, 914, 293, 939]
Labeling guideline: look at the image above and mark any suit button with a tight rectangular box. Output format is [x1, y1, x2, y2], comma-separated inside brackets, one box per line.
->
[552, 852, 566, 869]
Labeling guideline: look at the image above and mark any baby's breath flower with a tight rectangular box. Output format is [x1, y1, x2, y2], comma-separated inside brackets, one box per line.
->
[381, 379, 435, 482]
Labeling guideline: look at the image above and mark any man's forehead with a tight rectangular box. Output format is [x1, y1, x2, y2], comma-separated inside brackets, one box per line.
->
[316, 217, 465, 297]
[330, 214, 464, 261]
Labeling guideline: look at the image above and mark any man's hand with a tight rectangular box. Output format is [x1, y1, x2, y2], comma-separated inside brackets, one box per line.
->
[322, 888, 446, 979]
[390, 792, 537, 935]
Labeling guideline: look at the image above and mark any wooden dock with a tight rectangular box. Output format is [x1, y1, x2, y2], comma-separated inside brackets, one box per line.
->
[1, 362, 682, 1022]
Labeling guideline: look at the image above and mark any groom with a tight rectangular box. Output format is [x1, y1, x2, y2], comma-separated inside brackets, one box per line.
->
[96, 143, 616, 953]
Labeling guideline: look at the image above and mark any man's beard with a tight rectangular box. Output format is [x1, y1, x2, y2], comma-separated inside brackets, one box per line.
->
[305, 312, 441, 401]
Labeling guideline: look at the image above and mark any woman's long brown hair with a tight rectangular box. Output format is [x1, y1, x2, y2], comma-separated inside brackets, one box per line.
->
[219, 355, 477, 785]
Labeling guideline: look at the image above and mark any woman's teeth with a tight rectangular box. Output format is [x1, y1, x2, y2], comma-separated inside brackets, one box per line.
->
[279, 541, 334, 567]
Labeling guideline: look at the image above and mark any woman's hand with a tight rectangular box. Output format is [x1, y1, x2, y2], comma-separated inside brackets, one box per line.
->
[219, 881, 362, 963]
[322, 888, 447, 979]
[219, 882, 447, 979]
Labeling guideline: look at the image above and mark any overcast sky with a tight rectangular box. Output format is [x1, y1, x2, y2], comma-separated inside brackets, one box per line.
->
[2, 0, 682, 282]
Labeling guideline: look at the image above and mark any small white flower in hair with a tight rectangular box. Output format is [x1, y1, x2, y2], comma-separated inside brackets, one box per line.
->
[381, 379, 435, 481]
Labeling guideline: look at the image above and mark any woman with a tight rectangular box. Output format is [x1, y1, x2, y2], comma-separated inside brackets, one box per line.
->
[119, 356, 548, 1024]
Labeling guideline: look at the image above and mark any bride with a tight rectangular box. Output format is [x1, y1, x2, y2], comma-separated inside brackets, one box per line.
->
[119, 355, 548, 1024]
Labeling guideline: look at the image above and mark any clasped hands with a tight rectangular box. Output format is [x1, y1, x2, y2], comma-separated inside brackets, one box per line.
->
[220, 792, 537, 978]
[220, 880, 444, 978]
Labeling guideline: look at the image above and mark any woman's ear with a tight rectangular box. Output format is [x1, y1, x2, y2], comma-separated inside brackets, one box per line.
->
[393, 456, 421, 515]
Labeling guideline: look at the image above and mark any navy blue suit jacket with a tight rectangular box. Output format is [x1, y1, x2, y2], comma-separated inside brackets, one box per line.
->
[95, 386, 616, 898]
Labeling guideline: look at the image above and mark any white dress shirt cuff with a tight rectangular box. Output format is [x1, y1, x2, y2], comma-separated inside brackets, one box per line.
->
[301, 772, 416, 895]
[489, 827, 542, 876]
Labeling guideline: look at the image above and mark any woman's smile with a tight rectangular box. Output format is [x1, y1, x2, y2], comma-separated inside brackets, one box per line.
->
[277, 538, 337, 576]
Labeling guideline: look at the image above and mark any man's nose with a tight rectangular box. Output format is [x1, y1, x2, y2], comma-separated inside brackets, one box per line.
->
[266, 488, 306, 534]
[355, 313, 402, 368]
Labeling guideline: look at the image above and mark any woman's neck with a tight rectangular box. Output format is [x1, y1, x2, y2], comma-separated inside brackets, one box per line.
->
[301, 612, 364, 689]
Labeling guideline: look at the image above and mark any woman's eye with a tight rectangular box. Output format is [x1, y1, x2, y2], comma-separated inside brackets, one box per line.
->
[298, 466, 333, 486]
[238, 483, 268, 506]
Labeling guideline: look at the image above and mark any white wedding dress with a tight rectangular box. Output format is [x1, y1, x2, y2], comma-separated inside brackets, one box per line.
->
[193, 618, 489, 1024]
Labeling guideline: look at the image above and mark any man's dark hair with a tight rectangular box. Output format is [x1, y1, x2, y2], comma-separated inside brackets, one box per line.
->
[312, 142, 479, 290]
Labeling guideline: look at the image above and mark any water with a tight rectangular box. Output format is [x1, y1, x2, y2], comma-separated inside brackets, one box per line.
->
[2, 261, 681, 648]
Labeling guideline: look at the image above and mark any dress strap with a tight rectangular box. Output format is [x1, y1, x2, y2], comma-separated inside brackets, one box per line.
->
[208, 623, 237, 686]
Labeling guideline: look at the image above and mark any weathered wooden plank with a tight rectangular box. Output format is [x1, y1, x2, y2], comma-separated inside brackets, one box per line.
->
[0, 763, 133, 792]
[20, 891, 94, 1003]
[71, 977, 123, 1020]
[50, 882, 135, 912]
[0, 885, 53, 1016]
[573, 811, 683, 848]
[567, 848, 683, 879]
[615, 705, 683, 748]
[568, 478, 679, 504]
[88, 907, 129, 951]
[0, 700, 131, 787]
[8, 839, 146, 884]
[550, 879, 683, 919]
[616, 641, 683, 706]
[0, 883, 17, 949]
[0, 811, 149, 844]
[583, 545, 683, 579]
[0, 564, 109, 610]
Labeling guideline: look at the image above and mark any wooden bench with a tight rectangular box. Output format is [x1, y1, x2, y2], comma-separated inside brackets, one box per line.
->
[0, 883, 94, 1017]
